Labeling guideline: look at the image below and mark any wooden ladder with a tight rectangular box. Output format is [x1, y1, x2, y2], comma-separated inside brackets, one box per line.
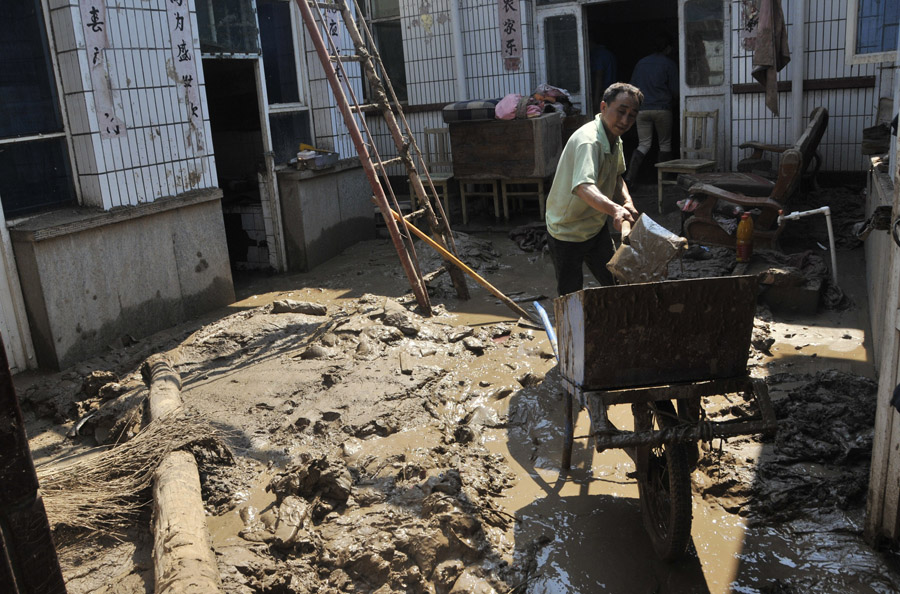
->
[294, 0, 471, 315]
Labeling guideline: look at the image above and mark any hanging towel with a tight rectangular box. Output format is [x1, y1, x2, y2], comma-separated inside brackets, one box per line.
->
[751, 0, 791, 115]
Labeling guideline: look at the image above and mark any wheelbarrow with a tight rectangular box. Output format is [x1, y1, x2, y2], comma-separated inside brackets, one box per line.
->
[540, 275, 777, 561]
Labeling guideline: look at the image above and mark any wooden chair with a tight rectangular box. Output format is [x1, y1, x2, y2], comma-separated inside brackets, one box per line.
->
[411, 127, 455, 219]
[458, 179, 500, 225]
[679, 107, 829, 250]
[654, 110, 718, 213]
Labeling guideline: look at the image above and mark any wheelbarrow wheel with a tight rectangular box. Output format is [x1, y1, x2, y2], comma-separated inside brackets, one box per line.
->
[636, 400, 692, 561]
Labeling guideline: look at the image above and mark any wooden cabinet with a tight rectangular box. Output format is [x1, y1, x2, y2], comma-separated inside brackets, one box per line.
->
[448, 113, 564, 179]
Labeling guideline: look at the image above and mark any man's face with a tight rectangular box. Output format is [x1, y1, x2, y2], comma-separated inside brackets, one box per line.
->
[600, 94, 640, 140]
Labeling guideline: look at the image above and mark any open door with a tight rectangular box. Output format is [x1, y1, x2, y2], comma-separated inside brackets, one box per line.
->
[679, 0, 730, 169]
[537, 6, 586, 113]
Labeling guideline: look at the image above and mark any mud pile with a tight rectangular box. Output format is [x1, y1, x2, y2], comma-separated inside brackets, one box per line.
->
[695, 370, 877, 521]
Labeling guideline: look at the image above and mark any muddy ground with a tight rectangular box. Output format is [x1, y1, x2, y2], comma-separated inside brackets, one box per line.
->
[18, 181, 900, 593]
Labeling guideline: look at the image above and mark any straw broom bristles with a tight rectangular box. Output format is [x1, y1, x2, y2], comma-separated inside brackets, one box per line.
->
[36, 411, 222, 546]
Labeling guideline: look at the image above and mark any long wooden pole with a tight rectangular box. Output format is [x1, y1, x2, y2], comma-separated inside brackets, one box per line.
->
[389, 209, 536, 322]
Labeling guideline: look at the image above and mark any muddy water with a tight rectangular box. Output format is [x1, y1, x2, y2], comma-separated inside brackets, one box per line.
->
[205, 231, 889, 593]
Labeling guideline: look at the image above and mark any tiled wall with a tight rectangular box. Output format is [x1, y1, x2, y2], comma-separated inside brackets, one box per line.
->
[224, 201, 270, 269]
[315, 0, 538, 179]
[729, 0, 883, 172]
[49, 0, 217, 210]
[302, 4, 362, 161]
[460, 0, 536, 101]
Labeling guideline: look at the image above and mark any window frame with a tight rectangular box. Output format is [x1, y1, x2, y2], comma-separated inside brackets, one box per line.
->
[0, 0, 80, 220]
[360, 0, 407, 103]
[259, 0, 310, 113]
[256, 0, 313, 164]
[846, 0, 900, 65]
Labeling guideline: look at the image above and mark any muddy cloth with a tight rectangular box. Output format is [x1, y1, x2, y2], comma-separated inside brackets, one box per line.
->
[698, 371, 876, 521]
[785, 186, 867, 250]
[751, 0, 790, 115]
[508, 222, 548, 253]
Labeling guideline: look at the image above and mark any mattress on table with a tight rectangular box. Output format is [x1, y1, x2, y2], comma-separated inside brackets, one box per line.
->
[442, 99, 500, 123]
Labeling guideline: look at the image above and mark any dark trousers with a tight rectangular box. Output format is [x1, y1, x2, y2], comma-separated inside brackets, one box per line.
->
[547, 224, 616, 296]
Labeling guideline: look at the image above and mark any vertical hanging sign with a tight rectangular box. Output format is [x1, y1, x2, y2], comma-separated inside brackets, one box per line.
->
[166, 0, 204, 152]
[79, 0, 126, 138]
[324, 7, 344, 80]
[498, 0, 522, 71]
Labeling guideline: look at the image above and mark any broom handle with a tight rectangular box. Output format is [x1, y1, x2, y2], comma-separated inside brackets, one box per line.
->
[388, 209, 536, 323]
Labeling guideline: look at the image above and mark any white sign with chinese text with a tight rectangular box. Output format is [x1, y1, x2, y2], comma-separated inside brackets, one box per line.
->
[498, 0, 522, 71]
[166, 0, 205, 153]
[79, 0, 127, 138]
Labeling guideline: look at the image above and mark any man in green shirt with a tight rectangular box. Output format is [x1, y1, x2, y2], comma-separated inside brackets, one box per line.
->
[545, 82, 642, 295]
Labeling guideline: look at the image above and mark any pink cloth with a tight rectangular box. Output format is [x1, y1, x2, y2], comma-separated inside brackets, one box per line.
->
[751, 0, 791, 115]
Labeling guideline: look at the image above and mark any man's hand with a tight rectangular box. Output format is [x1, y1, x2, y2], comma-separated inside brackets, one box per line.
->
[623, 200, 639, 220]
[612, 204, 635, 231]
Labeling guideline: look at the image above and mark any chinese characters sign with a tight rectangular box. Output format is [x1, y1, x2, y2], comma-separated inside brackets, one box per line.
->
[166, 0, 203, 148]
[79, 1, 127, 138]
[498, 0, 521, 71]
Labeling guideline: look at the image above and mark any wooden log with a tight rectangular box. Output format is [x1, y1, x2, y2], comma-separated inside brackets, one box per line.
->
[143, 354, 183, 420]
[143, 355, 222, 593]
[152, 451, 221, 594]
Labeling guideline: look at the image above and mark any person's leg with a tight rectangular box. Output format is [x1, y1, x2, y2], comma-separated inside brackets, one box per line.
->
[655, 109, 674, 160]
[635, 111, 654, 155]
[626, 112, 653, 185]
[582, 224, 616, 287]
[547, 235, 587, 296]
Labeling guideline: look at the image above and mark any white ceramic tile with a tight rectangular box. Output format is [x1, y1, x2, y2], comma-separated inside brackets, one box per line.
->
[50, 6, 78, 52]
[72, 133, 98, 175]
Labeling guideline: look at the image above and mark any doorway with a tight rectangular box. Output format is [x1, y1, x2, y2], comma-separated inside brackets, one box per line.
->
[203, 58, 271, 272]
[584, 1, 678, 180]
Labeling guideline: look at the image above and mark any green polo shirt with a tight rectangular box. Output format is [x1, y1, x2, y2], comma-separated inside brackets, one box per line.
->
[545, 114, 625, 242]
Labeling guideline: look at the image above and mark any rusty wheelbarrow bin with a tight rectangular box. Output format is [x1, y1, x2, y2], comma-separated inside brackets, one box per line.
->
[548, 275, 776, 561]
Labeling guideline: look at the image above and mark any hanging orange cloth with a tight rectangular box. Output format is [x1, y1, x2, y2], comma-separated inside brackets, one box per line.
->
[751, 0, 791, 115]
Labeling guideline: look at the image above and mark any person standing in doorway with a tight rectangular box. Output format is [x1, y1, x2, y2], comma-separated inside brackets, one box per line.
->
[626, 33, 678, 186]
[545, 83, 642, 296]
[590, 37, 618, 115]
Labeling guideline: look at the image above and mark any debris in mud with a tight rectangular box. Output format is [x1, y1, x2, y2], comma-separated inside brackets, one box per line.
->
[226, 440, 521, 593]
[419, 232, 501, 296]
[508, 222, 548, 253]
[272, 299, 328, 315]
[81, 370, 119, 398]
[696, 370, 877, 521]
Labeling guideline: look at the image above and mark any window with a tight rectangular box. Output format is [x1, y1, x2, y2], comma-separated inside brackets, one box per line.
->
[197, 0, 259, 54]
[0, 0, 76, 217]
[684, 0, 725, 87]
[847, 0, 899, 64]
[361, 0, 407, 102]
[544, 15, 580, 94]
[258, 0, 311, 163]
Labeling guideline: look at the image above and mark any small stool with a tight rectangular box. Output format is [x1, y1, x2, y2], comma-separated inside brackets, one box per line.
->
[458, 179, 500, 225]
[500, 178, 548, 220]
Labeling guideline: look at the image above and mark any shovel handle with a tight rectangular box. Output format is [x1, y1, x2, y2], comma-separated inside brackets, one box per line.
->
[620, 219, 632, 244]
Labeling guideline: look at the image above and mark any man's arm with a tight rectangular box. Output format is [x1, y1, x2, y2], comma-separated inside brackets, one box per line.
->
[614, 175, 640, 219]
[573, 181, 635, 231]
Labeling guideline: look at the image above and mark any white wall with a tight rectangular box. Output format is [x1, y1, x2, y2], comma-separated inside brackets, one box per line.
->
[48, 0, 217, 209]
[729, 0, 882, 172]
